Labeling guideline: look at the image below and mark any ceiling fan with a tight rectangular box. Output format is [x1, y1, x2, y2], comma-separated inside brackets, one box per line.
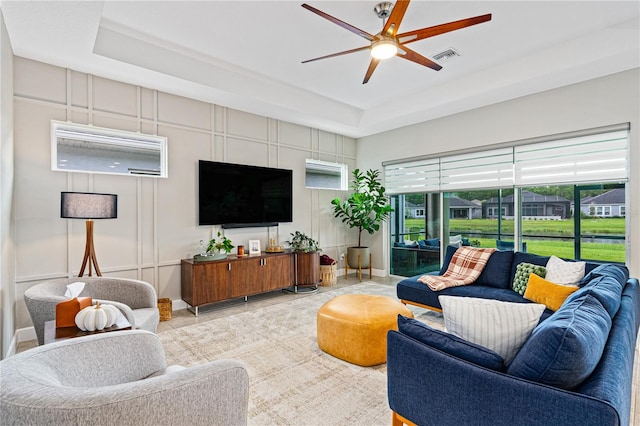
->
[301, 0, 491, 84]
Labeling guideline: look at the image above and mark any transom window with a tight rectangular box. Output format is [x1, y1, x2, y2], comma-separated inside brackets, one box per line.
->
[304, 159, 348, 190]
[51, 121, 168, 177]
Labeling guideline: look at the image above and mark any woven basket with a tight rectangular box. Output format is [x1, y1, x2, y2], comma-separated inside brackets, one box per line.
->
[320, 262, 337, 286]
[158, 298, 172, 322]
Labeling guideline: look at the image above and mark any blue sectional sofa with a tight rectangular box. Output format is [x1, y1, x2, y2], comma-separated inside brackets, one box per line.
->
[388, 248, 640, 426]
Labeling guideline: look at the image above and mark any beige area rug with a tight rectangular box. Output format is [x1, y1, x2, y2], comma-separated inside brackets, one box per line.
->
[159, 282, 443, 426]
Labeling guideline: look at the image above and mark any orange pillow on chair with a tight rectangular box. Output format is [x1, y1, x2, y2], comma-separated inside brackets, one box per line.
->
[523, 273, 579, 312]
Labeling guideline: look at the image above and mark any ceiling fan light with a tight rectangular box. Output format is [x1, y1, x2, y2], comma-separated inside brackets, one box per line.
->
[371, 40, 397, 60]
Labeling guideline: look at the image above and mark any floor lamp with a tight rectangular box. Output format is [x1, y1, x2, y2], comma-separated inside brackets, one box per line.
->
[61, 192, 118, 277]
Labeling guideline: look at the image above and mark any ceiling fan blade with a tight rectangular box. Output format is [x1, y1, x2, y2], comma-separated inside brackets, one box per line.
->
[363, 58, 380, 84]
[397, 14, 492, 44]
[381, 0, 411, 38]
[396, 44, 442, 71]
[302, 3, 375, 42]
[302, 46, 370, 64]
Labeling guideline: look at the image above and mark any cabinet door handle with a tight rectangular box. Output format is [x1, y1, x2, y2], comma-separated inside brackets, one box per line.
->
[228, 263, 231, 271]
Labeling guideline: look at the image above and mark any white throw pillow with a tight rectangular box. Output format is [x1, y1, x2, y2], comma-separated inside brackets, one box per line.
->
[448, 235, 463, 248]
[449, 235, 462, 244]
[545, 255, 585, 285]
[439, 296, 545, 364]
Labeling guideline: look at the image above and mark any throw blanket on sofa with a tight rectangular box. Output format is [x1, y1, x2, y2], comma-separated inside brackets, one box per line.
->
[418, 247, 497, 291]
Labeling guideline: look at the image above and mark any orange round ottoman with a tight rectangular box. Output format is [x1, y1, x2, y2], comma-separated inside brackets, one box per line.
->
[317, 294, 414, 366]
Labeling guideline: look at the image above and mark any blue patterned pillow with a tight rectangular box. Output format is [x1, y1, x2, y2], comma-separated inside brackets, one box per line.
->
[512, 262, 547, 295]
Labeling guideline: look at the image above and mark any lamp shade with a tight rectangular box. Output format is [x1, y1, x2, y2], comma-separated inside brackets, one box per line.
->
[61, 192, 117, 219]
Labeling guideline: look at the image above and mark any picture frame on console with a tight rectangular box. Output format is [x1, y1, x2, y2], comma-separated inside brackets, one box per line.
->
[249, 240, 261, 255]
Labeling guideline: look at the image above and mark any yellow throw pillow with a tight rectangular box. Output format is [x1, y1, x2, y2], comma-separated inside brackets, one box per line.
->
[523, 273, 579, 312]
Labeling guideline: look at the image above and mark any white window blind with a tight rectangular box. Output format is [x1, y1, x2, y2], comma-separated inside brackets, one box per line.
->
[385, 159, 440, 194]
[440, 148, 514, 190]
[383, 125, 629, 195]
[514, 130, 629, 186]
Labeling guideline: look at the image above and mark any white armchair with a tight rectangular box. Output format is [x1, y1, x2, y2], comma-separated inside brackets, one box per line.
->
[24, 277, 160, 345]
[0, 330, 249, 425]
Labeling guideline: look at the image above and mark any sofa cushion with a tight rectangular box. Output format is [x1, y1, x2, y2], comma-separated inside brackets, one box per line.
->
[524, 273, 579, 311]
[425, 238, 440, 247]
[397, 275, 554, 320]
[397, 315, 504, 371]
[439, 245, 459, 275]
[506, 292, 612, 390]
[512, 263, 547, 295]
[579, 263, 629, 288]
[473, 250, 515, 289]
[545, 255, 585, 285]
[441, 248, 516, 290]
[567, 266, 626, 318]
[439, 296, 545, 364]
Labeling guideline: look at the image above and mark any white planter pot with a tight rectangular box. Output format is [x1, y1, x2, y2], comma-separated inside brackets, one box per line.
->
[347, 247, 370, 269]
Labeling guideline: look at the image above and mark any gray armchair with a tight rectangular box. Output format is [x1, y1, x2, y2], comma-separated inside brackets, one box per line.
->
[24, 277, 160, 345]
[0, 330, 249, 426]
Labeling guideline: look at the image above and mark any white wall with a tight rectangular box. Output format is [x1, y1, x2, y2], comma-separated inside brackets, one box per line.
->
[0, 11, 15, 358]
[357, 69, 640, 277]
[12, 57, 357, 333]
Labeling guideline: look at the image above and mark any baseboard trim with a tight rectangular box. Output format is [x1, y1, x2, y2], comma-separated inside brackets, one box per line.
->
[172, 299, 187, 311]
[9, 326, 37, 355]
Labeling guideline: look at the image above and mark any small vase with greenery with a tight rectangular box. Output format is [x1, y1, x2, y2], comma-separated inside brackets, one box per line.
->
[331, 168, 393, 268]
[286, 231, 321, 253]
[207, 231, 234, 259]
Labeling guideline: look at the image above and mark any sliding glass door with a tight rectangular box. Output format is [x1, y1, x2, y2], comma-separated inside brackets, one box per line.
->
[390, 193, 441, 276]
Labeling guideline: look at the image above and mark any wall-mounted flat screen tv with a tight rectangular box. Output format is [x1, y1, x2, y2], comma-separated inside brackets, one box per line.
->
[198, 160, 293, 227]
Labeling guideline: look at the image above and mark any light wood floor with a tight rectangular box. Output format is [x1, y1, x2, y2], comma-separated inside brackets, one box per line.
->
[16, 275, 640, 425]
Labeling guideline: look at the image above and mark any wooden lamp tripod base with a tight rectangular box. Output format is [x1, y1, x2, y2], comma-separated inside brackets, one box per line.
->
[78, 220, 102, 277]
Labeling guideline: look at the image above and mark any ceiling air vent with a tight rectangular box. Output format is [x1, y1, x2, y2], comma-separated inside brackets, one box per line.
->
[432, 48, 460, 63]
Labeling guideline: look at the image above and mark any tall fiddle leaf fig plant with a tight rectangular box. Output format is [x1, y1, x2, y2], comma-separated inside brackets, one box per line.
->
[331, 168, 393, 247]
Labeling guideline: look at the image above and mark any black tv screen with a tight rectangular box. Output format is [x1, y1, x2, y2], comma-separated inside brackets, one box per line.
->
[198, 160, 293, 227]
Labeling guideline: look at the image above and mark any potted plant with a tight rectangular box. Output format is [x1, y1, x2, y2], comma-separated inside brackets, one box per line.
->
[286, 231, 321, 287]
[207, 231, 234, 260]
[286, 231, 321, 253]
[331, 168, 393, 269]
